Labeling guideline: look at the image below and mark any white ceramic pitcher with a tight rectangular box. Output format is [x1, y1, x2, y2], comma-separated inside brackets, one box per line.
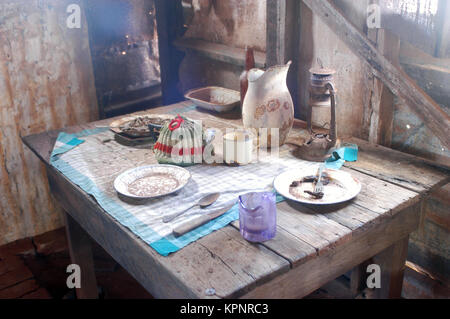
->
[242, 61, 294, 147]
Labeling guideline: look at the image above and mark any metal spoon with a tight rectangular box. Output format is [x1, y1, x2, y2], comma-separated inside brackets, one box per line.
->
[162, 193, 220, 223]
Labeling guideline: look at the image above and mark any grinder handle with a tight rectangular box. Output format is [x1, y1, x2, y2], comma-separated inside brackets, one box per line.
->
[325, 82, 337, 147]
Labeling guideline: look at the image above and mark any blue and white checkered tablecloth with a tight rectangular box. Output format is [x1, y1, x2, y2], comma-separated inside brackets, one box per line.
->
[50, 114, 317, 256]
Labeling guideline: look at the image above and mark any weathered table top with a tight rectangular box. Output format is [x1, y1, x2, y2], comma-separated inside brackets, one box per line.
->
[23, 101, 450, 298]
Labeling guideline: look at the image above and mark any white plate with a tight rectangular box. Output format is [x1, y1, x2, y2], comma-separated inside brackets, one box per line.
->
[274, 167, 361, 205]
[184, 86, 240, 113]
[114, 165, 191, 202]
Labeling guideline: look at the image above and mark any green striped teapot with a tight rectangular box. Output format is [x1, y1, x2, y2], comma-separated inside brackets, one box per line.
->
[153, 115, 214, 166]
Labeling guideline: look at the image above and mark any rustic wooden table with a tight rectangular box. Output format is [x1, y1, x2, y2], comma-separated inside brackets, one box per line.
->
[23, 102, 449, 299]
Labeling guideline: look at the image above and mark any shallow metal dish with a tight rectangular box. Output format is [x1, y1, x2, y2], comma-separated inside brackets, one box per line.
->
[274, 167, 361, 205]
[185, 86, 240, 113]
[109, 114, 173, 138]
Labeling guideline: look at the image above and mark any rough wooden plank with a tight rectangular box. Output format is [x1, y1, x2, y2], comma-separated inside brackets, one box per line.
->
[306, 275, 353, 299]
[371, 236, 410, 298]
[64, 213, 99, 299]
[313, 203, 379, 233]
[350, 260, 371, 298]
[302, 0, 450, 149]
[155, 0, 185, 104]
[274, 201, 352, 254]
[231, 219, 318, 268]
[343, 168, 421, 214]
[0, 279, 39, 299]
[0, 255, 26, 277]
[266, 0, 287, 67]
[174, 38, 266, 69]
[180, 0, 267, 53]
[240, 204, 352, 266]
[242, 202, 421, 299]
[0, 238, 35, 258]
[191, 227, 290, 297]
[435, 0, 450, 58]
[366, 28, 400, 147]
[34, 228, 68, 256]
[20, 287, 52, 299]
[266, 0, 299, 110]
[402, 262, 450, 299]
[307, 167, 420, 236]
[46, 166, 289, 299]
[0, 263, 33, 291]
[344, 138, 450, 193]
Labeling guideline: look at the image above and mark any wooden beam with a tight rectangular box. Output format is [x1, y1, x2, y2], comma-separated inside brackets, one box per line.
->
[173, 38, 266, 68]
[64, 213, 98, 299]
[350, 260, 371, 297]
[266, 0, 300, 65]
[266, 0, 288, 67]
[155, 0, 185, 105]
[302, 0, 450, 150]
[371, 236, 410, 298]
[266, 0, 300, 112]
[366, 28, 400, 147]
[435, 0, 450, 58]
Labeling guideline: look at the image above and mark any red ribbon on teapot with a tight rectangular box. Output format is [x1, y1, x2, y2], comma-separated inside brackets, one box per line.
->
[168, 115, 184, 131]
[155, 115, 204, 155]
[154, 143, 204, 156]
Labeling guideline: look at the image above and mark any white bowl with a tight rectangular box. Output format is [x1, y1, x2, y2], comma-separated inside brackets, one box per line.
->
[185, 86, 240, 113]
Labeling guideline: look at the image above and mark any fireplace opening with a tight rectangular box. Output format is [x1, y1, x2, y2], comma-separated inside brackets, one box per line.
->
[84, 0, 162, 118]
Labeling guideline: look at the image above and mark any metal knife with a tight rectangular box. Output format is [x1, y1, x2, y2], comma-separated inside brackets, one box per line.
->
[172, 202, 236, 237]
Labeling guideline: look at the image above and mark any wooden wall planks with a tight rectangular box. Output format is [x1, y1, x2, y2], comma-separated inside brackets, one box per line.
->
[182, 0, 267, 52]
[179, 0, 372, 138]
[0, 0, 98, 245]
[178, 0, 267, 94]
[297, 0, 370, 138]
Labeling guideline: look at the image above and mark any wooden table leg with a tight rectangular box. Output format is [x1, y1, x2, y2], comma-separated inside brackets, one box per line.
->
[64, 212, 99, 299]
[350, 259, 372, 297]
[371, 236, 409, 299]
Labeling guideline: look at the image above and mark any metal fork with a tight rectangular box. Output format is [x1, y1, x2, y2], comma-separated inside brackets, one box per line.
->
[314, 164, 325, 194]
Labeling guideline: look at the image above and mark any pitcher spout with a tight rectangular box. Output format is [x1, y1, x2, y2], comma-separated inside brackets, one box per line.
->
[247, 61, 292, 86]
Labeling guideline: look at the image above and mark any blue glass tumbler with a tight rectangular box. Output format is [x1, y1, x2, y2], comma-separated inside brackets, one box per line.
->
[238, 192, 277, 242]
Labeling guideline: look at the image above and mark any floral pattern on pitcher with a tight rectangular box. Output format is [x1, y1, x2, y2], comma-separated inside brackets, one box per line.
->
[242, 61, 294, 147]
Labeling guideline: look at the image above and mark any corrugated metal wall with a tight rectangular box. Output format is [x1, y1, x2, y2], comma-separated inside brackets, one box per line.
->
[0, 0, 98, 245]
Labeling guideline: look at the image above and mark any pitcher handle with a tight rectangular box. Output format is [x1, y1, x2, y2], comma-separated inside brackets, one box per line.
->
[205, 128, 216, 145]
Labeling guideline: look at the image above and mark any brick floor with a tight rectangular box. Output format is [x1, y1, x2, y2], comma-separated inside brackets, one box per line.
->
[0, 252, 44, 299]
[0, 228, 151, 299]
